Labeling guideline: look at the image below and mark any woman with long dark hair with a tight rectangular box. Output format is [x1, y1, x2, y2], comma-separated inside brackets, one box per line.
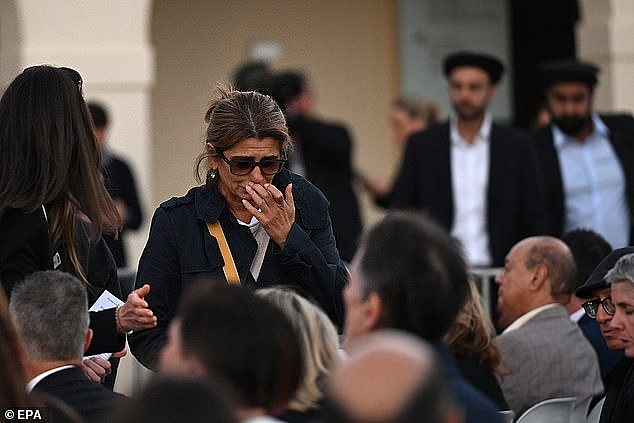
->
[0, 65, 156, 383]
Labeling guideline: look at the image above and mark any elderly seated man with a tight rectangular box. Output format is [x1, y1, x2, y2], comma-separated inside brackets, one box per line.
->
[9, 271, 125, 422]
[603, 253, 634, 421]
[494, 236, 603, 415]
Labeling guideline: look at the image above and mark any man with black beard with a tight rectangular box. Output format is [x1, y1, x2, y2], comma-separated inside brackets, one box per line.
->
[534, 59, 634, 248]
[391, 51, 549, 268]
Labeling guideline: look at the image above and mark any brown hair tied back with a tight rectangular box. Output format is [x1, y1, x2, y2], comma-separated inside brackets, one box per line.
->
[195, 85, 293, 184]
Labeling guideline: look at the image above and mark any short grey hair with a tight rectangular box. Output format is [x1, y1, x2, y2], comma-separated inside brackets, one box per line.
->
[9, 271, 89, 361]
[605, 253, 634, 286]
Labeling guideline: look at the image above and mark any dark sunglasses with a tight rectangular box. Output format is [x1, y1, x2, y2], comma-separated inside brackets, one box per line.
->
[218, 152, 285, 176]
[582, 297, 616, 319]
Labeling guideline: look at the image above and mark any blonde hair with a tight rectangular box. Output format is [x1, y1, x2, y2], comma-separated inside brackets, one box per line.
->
[443, 279, 502, 375]
[257, 287, 339, 412]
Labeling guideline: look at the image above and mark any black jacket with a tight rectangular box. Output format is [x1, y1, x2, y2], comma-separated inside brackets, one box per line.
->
[129, 168, 348, 370]
[533, 114, 634, 240]
[102, 153, 143, 267]
[0, 210, 124, 355]
[390, 122, 549, 266]
[32, 366, 126, 423]
[600, 358, 634, 423]
[288, 116, 362, 262]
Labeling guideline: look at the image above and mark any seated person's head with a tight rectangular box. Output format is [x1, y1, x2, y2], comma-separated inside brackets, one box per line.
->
[9, 271, 92, 365]
[109, 377, 237, 423]
[324, 330, 458, 423]
[344, 211, 469, 345]
[576, 247, 634, 350]
[257, 287, 340, 412]
[605, 254, 634, 358]
[160, 283, 303, 416]
[495, 237, 575, 328]
[561, 229, 611, 305]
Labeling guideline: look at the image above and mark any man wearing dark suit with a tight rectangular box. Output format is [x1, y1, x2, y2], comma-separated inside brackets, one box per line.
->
[495, 236, 603, 416]
[343, 212, 503, 423]
[271, 71, 362, 262]
[89, 102, 143, 268]
[561, 229, 624, 382]
[533, 59, 634, 248]
[9, 271, 125, 422]
[576, 247, 634, 423]
[391, 51, 549, 268]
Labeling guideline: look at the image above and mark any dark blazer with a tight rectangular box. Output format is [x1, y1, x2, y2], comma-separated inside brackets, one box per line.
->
[600, 358, 634, 423]
[0, 211, 125, 355]
[102, 153, 143, 267]
[32, 366, 126, 423]
[578, 313, 625, 383]
[533, 114, 634, 240]
[288, 116, 362, 262]
[390, 122, 549, 266]
[453, 355, 509, 410]
[129, 168, 348, 370]
[0, 208, 52, 296]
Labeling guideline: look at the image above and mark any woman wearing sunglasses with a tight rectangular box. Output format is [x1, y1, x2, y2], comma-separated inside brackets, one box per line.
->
[129, 86, 347, 370]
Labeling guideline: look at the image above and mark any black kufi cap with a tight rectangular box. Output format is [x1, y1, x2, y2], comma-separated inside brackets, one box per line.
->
[575, 247, 634, 299]
[443, 51, 505, 84]
[539, 59, 600, 89]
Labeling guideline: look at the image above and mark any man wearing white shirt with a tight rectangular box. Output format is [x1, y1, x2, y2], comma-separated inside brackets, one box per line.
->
[9, 271, 124, 422]
[391, 51, 549, 268]
[535, 59, 634, 248]
[494, 236, 602, 416]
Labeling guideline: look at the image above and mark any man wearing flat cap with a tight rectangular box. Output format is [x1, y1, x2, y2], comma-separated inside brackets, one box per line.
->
[576, 247, 632, 423]
[391, 51, 549, 268]
[534, 59, 634, 249]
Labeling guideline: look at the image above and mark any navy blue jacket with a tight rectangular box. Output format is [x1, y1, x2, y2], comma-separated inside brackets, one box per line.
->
[129, 168, 348, 370]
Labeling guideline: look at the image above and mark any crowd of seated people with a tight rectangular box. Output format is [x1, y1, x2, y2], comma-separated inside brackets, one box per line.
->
[3, 47, 634, 423]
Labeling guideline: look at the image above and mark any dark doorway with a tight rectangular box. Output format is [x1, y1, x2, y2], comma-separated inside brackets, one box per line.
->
[510, 0, 580, 129]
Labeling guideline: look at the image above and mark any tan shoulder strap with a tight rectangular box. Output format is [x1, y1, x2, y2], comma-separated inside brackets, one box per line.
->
[206, 221, 240, 285]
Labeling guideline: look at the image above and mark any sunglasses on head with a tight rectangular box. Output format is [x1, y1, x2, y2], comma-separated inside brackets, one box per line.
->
[218, 152, 286, 176]
[582, 296, 615, 319]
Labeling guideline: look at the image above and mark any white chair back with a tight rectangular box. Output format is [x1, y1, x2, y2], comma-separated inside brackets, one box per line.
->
[586, 397, 605, 423]
[498, 410, 514, 423]
[515, 397, 576, 423]
[570, 397, 592, 423]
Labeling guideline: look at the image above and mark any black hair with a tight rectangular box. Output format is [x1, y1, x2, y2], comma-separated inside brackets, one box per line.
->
[177, 283, 303, 411]
[561, 229, 612, 294]
[87, 102, 109, 128]
[357, 212, 469, 340]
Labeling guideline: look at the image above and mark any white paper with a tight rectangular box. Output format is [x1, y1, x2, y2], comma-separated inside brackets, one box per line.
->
[84, 290, 124, 361]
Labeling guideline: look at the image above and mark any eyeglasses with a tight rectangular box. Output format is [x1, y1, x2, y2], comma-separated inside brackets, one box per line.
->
[218, 152, 285, 176]
[582, 297, 616, 319]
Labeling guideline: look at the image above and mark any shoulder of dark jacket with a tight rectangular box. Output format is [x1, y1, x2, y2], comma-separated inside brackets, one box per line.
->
[159, 187, 199, 210]
[274, 168, 330, 229]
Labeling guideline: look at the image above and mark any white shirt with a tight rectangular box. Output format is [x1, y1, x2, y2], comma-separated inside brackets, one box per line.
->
[450, 113, 492, 266]
[237, 216, 270, 281]
[554, 114, 629, 248]
[503, 303, 559, 334]
[26, 365, 75, 393]
[570, 308, 585, 323]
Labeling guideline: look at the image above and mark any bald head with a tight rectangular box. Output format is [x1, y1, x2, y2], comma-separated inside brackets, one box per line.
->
[521, 236, 576, 303]
[326, 330, 453, 423]
[497, 237, 576, 325]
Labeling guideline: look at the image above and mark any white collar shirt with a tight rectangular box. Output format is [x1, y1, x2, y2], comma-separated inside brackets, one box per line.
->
[450, 113, 492, 267]
[503, 303, 560, 334]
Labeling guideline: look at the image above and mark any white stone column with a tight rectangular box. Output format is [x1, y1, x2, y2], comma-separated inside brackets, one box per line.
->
[577, 0, 634, 113]
[1, 0, 155, 268]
